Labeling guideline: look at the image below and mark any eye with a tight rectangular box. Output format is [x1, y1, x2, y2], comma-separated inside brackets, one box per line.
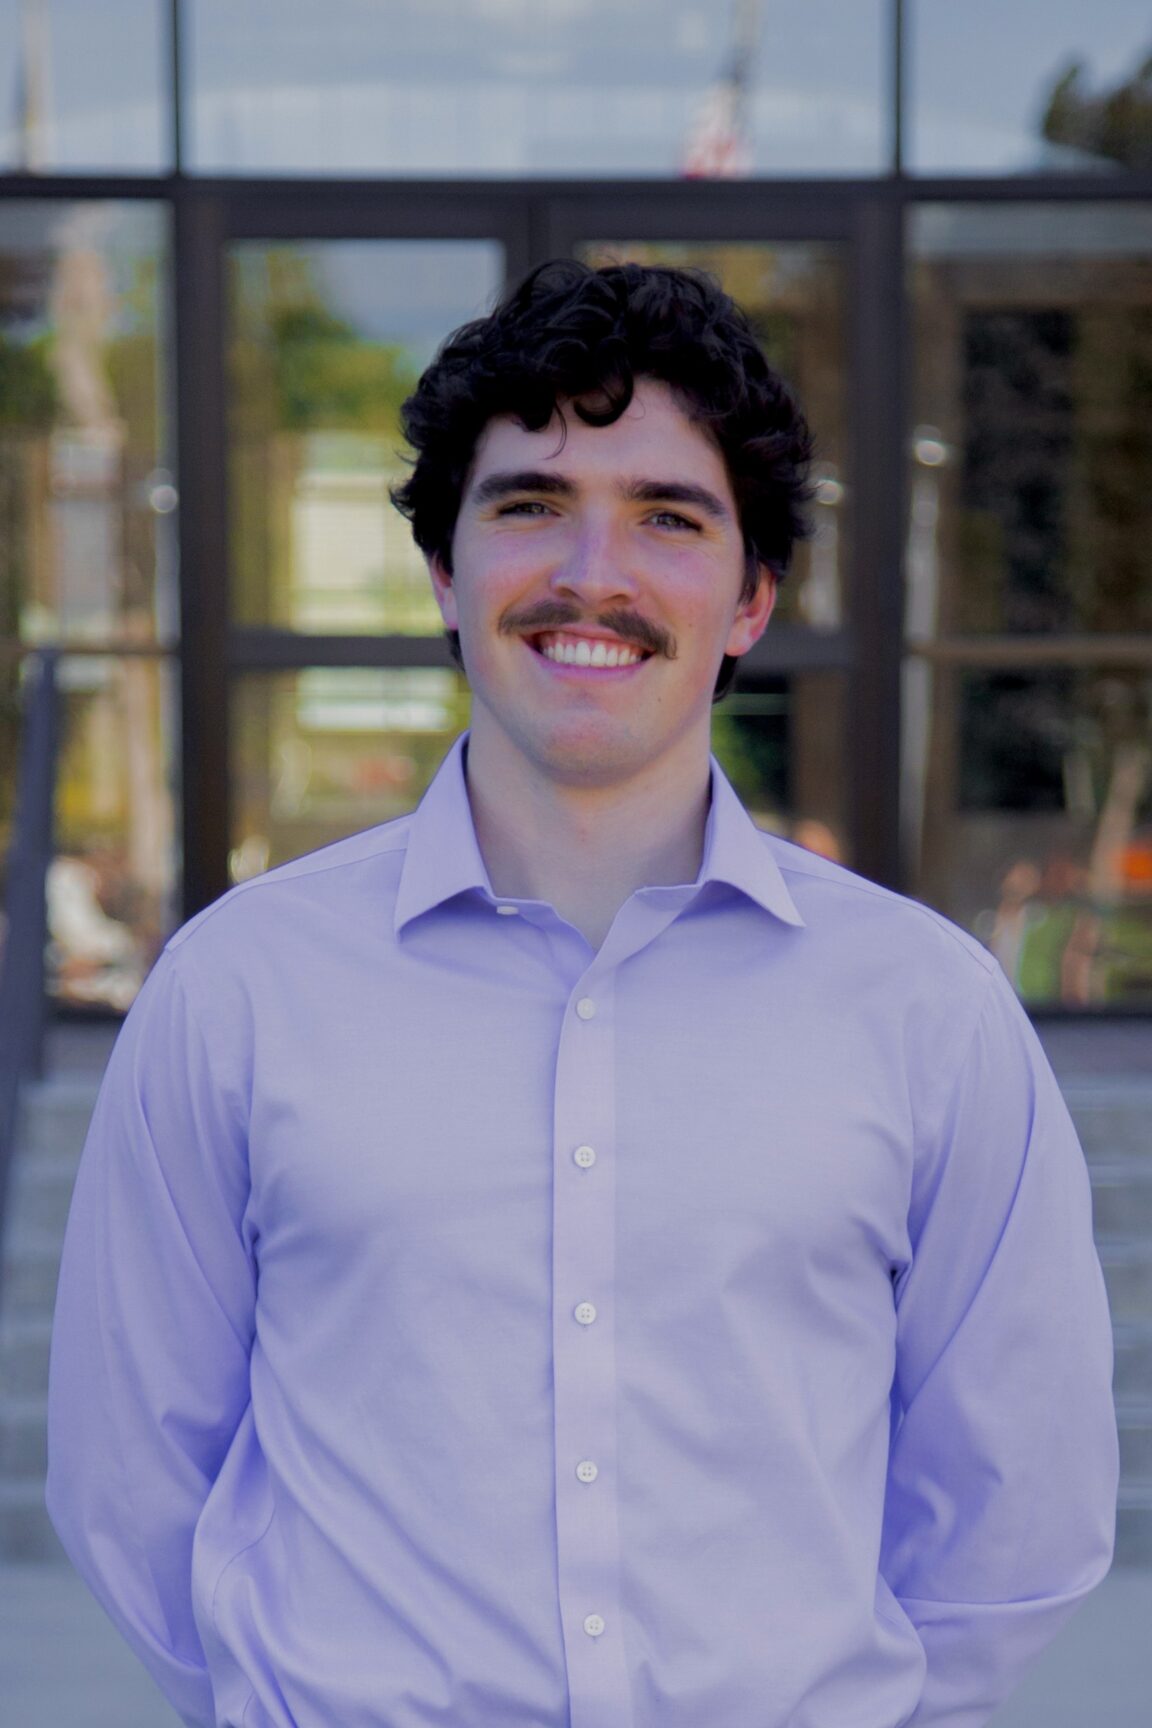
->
[647, 509, 701, 531]
[496, 499, 555, 517]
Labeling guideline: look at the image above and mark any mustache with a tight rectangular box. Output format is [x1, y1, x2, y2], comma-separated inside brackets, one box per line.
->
[500, 601, 675, 660]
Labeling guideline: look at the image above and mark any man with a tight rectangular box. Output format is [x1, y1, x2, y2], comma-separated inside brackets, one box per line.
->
[47, 260, 1118, 1728]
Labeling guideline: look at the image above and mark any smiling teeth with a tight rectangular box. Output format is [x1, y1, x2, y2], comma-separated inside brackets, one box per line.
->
[541, 640, 643, 667]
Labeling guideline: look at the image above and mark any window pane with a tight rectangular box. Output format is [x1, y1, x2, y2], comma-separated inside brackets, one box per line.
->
[228, 240, 503, 635]
[230, 668, 848, 882]
[578, 241, 847, 631]
[909, 204, 1152, 635]
[910, 0, 1152, 174]
[230, 668, 471, 875]
[45, 652, 179, 1009]
[0, 0, 169, 173]
[713, 671, 850, 866]
[0, 200, 176, 648]
[189, 0, 886, 177]
[903, 662, 1152, 1007]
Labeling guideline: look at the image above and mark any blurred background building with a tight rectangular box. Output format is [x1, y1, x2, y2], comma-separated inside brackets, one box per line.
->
[1, 0, 1152, 1012]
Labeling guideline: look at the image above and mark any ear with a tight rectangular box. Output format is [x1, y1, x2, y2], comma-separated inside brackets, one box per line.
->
[427, 554, 459, 631]
[724, 565, 776, 658]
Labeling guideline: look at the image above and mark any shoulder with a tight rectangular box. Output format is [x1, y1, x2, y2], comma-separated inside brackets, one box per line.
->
[758, 828, 1000, 1000]
[163, 812, 414, 965]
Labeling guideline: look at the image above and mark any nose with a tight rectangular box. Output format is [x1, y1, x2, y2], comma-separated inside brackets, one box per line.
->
[549, 516, 640, 608]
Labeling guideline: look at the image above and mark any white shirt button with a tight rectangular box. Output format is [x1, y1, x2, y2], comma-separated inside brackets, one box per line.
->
[583, 1613, 606, 1638]
[576, 1459, 599, 1483]
[573, 1144, 597, 1168]
[575, 997, 596, 1020]
[574, 1301, 597, 1325]
[495, 904, 519, 916]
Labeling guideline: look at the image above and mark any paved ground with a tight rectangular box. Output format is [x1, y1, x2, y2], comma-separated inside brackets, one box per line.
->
[1, 1558, 1150, 1727]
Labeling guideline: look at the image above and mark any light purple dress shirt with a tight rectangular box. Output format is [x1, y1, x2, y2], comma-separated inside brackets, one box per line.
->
[46, 731, 1118, 1728]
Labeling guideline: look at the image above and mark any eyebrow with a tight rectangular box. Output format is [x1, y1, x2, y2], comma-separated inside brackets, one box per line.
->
[469, 469, 732, 523]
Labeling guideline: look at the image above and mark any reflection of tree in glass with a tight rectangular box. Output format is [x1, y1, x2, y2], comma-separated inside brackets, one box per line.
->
[232, 250, 418, 434]
[1042, 51, 1152, 170]
[712, 691, 788, 819]
[229, 248, 423, 628]
[0, 256, 59, 846]
[269, 302, 416, 431]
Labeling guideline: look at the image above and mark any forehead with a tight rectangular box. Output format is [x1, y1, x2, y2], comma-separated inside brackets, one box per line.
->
[466, 376, 732, 493]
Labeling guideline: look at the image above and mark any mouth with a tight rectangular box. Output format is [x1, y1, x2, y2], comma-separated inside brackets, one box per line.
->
[523, 630, 656, 674]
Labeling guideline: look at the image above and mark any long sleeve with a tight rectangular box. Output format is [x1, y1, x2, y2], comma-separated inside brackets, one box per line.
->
[46, 947, 256, 1728]
[880, 962, 1119, 1726]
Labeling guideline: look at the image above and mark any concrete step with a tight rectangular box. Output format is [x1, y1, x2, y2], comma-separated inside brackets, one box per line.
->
[1088, 1164, 1152, 1241]
[0, 1228, 64, 1312]
[1064, 1088, 1152, 1163]
[1118, 1409, 1152, 1486]
[1114, 1323, 1152, 1405]
[0, 1481, 66, 1562]
[0, 1314, 53, 1399]
[1097, 1241, 1152, 1326]
[5, 1153, 84, 1237]
[0, 1395, 47, 1476]
[1115, 1507, 1152, 1567]
[15, 1084, 100, 1164]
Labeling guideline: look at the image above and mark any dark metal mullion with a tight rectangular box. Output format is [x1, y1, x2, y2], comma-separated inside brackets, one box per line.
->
[891, 0, 905, 177]
[222, 190, 534, 244]
[226, 627, 851, 676]
[173, 185, 232, 918]
[537, 188, 856, 257]
[847, 190, 906, 891]
[8, 172, 1152, 207]
[228, 635, 459, 672]
[169, 0, 184, 176]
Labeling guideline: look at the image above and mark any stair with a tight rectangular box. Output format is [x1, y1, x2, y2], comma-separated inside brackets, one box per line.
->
[0, 1067, 104, 1560]
[2, 1027, 1151, 1566]
[1062, 1081, 1152, 1567]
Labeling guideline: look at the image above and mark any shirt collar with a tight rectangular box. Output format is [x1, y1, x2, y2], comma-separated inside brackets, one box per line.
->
[394, 730, 805, 935]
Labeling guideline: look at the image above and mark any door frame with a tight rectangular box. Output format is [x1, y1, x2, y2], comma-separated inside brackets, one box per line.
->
[175, 180, 906, 913]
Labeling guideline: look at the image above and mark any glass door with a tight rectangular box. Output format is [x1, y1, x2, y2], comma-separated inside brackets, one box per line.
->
[209, 194, 531, 889]
[542, 194, 868, 870]
[196, 188, 884, 905]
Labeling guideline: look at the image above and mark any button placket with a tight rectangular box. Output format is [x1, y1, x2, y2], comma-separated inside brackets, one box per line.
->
[551, 968, 632, 1728]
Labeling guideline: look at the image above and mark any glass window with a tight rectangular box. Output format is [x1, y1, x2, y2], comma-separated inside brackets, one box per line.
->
[906, 203, 1152, 1007]
[44, 651, 179, 1009]
[905, 664, 1152, 1008]
[578, 241, 848, 631]
[909, 0, 1152, 174]
[0, 200, 176, 649]
[228, 240, 503, 635]
[229, 668, 848, 881]
[0, 201, 177, 1011]
[188, 0, 887, 177]
[230, 667, 471, 875]
[714, 671, 850, 866]
[0, 0, 169, 174]
[908, 203, 1152, 636]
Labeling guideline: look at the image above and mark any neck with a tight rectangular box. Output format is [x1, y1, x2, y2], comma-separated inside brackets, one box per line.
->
[463, 728, 712, 950]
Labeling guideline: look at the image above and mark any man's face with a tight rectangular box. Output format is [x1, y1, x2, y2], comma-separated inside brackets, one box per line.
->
[428, 376, 775, 790]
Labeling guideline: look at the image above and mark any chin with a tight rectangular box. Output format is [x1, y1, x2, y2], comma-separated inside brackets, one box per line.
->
[526, 732, 658, 789]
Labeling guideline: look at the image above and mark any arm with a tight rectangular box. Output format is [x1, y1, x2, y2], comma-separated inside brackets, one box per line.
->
[46, 947, 255, 1728]
[881, 963, 1119, 1727]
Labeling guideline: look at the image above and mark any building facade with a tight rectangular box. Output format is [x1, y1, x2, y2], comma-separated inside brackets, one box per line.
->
[2, 0, 1152, 1012]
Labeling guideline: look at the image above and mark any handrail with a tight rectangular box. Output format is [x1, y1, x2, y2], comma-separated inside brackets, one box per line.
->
[0, 649, 60, 1272]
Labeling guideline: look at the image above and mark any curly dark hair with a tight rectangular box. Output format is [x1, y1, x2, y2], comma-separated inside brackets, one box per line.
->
[391, 257, 814, 702]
